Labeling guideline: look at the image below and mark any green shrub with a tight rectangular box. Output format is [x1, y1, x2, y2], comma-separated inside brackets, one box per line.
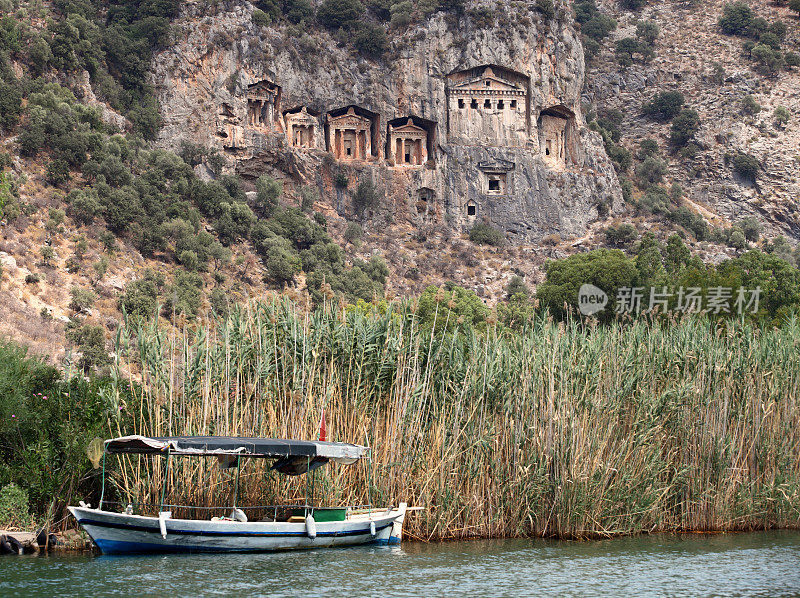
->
[728, 228, 747, 250]
[300, 186, 318, 212]
[614, 37, 640, 66]
[670, 109, 701, 147]
[638, 138, 659, 158]
[635, 156, 668, 188]
[0, 340, 119, 516]
[731, 152, 760, 181]
[99, 231, 117, 253]
[774, 105, 791, 126]
[742, 94, 761, 115]
[252, 8, 272, 27]
[738, 217, 762, 242]
[642, 90, 685, 121]
[209, 286, 229, 316]
[163, 270, 203, 318]
[390, 1, 414, 28]
[752, 42, 785, 75]
[416, 284, 488, 334]
[536, 249, 638, 320]
[67, 188, 101, 225]
[334, 171, 349, 188]
[39, 245, 55, 266]
[0, 483, 33, 529]
[69, 286, 96, 313]
[785, 51, 800, 68]
[46, 159, 70, 187]
[638, 186, 670, 214]
[353, 23, 389, 58]
[719, 1, 753, 35]
[636, 19, 659, 46]
[506, 275, 530, 299]
[284, 0, 315, 23]
[119, 272, 162, 318]
[343, 221, 363, 245]
[536, 0, 555, 19]
[607, 144, 631, 172]
[352, 179, 380, 217]
[469, 223, 505, 246]
[576, 1, 617, 42]
[0, 78, 22, 130]
[265, 245, 302, 286]
[65, 321, 110, 373]
[604, 223, 639, 246]
[317, 0, 365, 30]
[620, 0, 646, 9]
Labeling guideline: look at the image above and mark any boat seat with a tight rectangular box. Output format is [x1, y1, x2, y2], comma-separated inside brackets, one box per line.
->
[287, 516, 306, 523]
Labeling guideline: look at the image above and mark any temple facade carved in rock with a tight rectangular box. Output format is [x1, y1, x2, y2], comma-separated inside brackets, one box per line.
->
[387, 116, 435, 167]
[194, 56, 617, 243]
[284, 106, 318, 149]
[325, 106, 380, 161]
[247, 80, 281, 130]
[446, 65, 530, 147]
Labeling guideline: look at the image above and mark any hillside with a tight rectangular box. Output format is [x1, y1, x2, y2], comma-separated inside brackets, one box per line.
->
[0, 0, 799, 364]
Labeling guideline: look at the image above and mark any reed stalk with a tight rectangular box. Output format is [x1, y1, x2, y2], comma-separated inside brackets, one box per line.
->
[108, 298, 800, 540]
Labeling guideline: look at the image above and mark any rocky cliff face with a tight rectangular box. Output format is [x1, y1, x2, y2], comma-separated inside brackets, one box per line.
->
[585, 0, 800, 240]
[152, 0, 621, 243]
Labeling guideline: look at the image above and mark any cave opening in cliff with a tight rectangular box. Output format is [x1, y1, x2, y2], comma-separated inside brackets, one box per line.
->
[483, 171, 508, 195]
[467, 202, 476, 217]
[417, 188, 435, 218]
[538, 104, 575, 169]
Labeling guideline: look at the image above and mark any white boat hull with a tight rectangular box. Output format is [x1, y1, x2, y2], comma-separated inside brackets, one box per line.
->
[69, 505, 407, 555]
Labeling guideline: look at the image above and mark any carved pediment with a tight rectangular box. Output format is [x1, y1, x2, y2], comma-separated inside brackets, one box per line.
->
[287, 112, 317, 126]
[390, 120, 427, 136]
[477, 158, 515, 172]
[329, 108, 371, 129]
[451, 76, 521, 93]
[247, 80, 279, 100]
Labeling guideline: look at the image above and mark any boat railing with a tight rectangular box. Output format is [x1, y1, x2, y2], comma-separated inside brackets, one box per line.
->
[99, 500, 375, 521]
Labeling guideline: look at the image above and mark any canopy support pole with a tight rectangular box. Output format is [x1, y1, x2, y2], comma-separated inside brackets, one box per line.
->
[310, 460, 316, 510]
[233, 455, 241, 509]
[160, 450, 171, 512]
[99, 450, 107, 510]
[367, 454, 373, 516]
[305, 457, 310, 516]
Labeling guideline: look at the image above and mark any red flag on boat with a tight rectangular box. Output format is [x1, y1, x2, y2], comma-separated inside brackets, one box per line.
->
[318, 409, 327, 442]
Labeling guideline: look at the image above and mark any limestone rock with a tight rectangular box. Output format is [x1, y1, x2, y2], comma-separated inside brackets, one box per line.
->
[151, 1, 622, 243]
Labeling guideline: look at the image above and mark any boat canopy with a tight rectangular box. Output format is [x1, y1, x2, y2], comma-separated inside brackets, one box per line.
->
[104, 435, 368, 467]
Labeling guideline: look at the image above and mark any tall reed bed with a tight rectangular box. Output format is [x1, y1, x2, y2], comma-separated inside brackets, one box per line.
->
[107, 298, 800, 539]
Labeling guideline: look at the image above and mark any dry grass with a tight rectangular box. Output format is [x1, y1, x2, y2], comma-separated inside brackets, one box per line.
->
[108, 298, 800, 540]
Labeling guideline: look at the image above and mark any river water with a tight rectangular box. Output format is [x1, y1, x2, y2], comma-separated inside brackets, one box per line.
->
[1, 531, 798, 597]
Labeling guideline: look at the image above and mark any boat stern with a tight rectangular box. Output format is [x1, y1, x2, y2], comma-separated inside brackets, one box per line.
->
[386, 503, 407, 545]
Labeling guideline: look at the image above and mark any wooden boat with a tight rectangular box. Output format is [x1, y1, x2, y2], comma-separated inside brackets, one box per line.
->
[69, 435, 408, 555]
